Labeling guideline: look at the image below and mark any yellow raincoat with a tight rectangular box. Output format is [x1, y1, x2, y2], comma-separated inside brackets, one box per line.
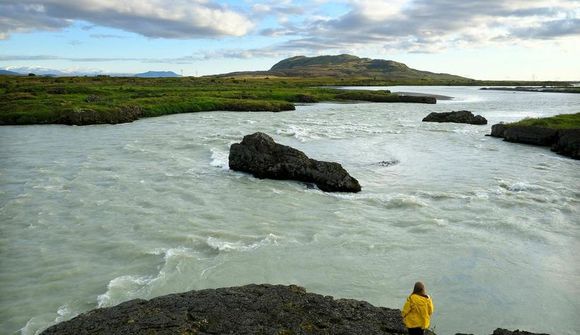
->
[402, 293, 434, 329]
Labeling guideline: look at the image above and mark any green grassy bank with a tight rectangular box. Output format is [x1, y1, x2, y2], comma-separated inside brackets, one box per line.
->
[505, 112, 580, 129]
[0, 76, 439, 125]
[1, 75, 575, 125]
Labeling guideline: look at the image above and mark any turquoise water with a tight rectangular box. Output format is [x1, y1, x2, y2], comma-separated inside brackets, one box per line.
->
[0, 87, 579, 334]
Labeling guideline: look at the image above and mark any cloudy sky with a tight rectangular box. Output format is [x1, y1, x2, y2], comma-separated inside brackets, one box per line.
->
[1, 0, 579, 79]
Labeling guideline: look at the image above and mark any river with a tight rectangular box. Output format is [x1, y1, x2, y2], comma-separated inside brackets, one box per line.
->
[0, 86, 578, 334]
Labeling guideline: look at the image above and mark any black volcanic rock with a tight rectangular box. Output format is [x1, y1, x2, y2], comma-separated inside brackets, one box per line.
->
[378, 160, 400, 167]
[400, 95, 437, 104]
[551, 128, 580, 159]
[423, 110, 487, 125]
[39, 284, 551, 335]
[489, 123, 579, 159]
[229, 132, 361, 192]
[503, 126, 558, 146]
[455, 329, 550, 335]
[490, 123, 507, 137]
[40, 284, 406, 335]
[492, 329, 550, 335]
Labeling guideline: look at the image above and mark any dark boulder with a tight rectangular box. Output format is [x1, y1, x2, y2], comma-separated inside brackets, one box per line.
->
[456, 330, 550, 335]
[492, 328, 550, 335]
[502, 126, 558, 146]
[490, 123, 507, 137]
[378, 160, 400, 167]
[423, 110, 487, 125]
[229, 132, 361, 192]
[399, 95, 437, 104]
[40, 284, 406, 335]
[552, 129, 580, 159]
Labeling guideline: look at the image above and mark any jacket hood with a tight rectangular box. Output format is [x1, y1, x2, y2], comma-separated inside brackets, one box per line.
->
[409, 294, 430, 306]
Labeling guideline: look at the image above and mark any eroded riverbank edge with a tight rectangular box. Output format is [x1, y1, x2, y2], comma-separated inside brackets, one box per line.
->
[489, 124, 579, 159]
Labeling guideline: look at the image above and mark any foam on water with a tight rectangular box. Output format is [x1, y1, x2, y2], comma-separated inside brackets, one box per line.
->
[276, 125, 321, 142]
[209, 148, 230, 169]
[97, 275, 156, 308]
[498, 180, 546, 193]
[205, 234, 280, 253]
[97, 247, 203, 309]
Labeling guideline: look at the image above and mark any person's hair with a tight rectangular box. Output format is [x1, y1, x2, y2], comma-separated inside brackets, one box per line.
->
[412, 281, 426, 295]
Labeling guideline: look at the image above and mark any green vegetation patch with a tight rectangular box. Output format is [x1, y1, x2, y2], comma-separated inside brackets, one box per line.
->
[334, 90, 401, 102]
[507, 112, 580, 130]
[0, 76, 438, 125]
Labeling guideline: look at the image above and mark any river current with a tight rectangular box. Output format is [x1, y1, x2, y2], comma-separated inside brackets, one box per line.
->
[1, 86, 579, 335]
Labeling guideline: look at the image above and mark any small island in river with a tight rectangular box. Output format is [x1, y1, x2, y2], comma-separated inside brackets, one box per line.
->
[489, 113, 580, 159]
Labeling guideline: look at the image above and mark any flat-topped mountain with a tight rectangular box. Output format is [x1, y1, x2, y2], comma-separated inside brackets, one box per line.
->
[219, 54, 470, 81]
[134, 71, 180, 78]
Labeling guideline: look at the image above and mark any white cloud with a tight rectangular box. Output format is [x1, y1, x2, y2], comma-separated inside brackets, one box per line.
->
[264, 0, 580, 54]
[0, 0, 254, 39]
[349, 0, 410, 21]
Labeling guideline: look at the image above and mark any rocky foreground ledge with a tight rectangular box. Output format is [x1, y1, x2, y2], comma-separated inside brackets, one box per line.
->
[41, 284, 549, 335]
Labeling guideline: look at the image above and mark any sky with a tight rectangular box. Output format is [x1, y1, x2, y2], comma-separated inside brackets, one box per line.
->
[0, 0, 579, 80]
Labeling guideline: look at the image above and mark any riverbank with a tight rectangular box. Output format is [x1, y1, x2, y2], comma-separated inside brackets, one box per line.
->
[481, 87, 580, 94]
[40, 284, 548, 335]
[0, 76, 435, 126]
[489, 113, 580, 159]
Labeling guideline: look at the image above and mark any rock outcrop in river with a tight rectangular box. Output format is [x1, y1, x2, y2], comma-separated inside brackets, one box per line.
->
[490, 124, 579, 159]
[422, 110, 487, 125]
[229, 132, 361, 192]
[40, 284, 551, 335]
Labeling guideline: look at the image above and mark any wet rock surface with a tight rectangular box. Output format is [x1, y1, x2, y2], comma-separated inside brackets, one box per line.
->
[502, 126, 558, 146]
[229, 132, 361, 192]
[489, 124, 579, 159]
[378, 160, 400, 167]
[551, 128, 580, 159]
[40, 284, 406, 335]
[399, 95, 437, 104]
[40, 284, 551, 335]
[491, 328, 550, 335]
[422, 110, 487, 125]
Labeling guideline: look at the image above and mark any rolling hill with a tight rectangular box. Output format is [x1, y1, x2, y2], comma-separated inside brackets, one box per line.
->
[218, 54, 470, 81]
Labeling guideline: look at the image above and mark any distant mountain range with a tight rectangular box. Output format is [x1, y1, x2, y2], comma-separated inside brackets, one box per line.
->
[133, 71, 181, 78]
[1, 54, 467, 80]
[220, 54, 469, 81]
[0, 68, 181, 78]
[0, 69, 25, 76]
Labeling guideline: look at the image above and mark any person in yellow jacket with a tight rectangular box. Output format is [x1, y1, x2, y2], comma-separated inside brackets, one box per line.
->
[402, 281, 434, 335]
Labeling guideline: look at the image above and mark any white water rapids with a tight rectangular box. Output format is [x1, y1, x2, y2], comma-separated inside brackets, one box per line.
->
[0, 86, 578, 334]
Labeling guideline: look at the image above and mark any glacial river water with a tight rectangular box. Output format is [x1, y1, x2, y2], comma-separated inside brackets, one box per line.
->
[1, 86, 579, 335]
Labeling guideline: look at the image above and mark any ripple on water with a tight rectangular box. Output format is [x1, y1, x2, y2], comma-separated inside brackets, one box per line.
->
[2, 87, 579, 335]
